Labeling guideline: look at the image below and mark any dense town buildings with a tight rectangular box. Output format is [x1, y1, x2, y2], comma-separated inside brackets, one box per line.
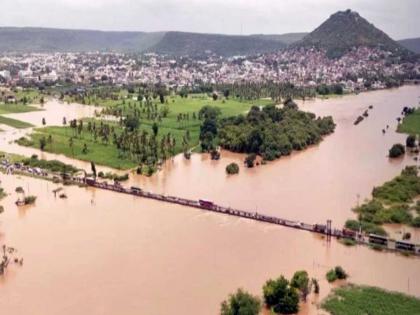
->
[0, 47, 418, 92]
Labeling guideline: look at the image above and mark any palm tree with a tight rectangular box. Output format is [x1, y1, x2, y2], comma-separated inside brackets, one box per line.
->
[69, 137, 74, 156]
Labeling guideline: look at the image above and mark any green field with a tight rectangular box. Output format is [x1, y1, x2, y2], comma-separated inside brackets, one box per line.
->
[22, 123, 188, 169]
[0, 103, 41, 115]
[322, 285, 420, 315]
[17, 94, 272, 170]
[0, 116, 34, 129]
[0, 89, 43, 128]
[398, 109, 420, 135]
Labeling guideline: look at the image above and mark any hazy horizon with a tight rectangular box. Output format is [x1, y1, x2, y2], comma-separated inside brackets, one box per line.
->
[0, 0, 419, 40]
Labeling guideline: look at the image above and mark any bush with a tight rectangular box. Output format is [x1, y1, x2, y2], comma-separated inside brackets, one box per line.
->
[16, 137, 35, 147]
[334, 266, 348, 280]
[340, 238, 357, 246]
[388, 143, 405, 158]
[245, 154, 256, 168]
[406, 135, 417, 148]
[326, 266, 348, 283]
[226, 163, 239, 175]
[411, 217, 420, 227]
[326, 269, 337, 283]
[24, 195, 37, 205]
[345, 219, 360, 231]
[98, 171, 129, 182]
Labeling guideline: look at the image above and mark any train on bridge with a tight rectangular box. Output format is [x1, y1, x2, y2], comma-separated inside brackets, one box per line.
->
[83, 178, 420, 256]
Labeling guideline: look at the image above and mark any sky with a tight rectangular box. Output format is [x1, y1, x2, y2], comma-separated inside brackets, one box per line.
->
[1, 0, 419, 39]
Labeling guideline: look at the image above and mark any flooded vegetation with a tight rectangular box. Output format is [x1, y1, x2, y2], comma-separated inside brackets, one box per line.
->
[322, 284, 420, 315]
[346, 166, 420, 235]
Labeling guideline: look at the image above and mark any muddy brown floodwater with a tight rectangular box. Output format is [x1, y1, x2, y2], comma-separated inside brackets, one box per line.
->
[0, 86, 420, 315]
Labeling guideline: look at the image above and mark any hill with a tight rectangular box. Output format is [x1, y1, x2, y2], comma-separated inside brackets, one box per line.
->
[0, 27, 291, 56]
[149, 31, 286, 56]
[0, 27, 164, 53]
[252, 33, 307, 45]
[293, 9, 409, 58]
[398, 37, 420, 54]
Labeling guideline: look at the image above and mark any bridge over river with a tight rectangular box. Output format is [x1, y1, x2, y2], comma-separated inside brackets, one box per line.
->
[84, 178, 420, 256]
[2, 159, 419, 256]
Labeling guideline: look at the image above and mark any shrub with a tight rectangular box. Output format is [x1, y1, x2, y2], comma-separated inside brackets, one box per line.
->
[345, 219, 360, 231]
[388, 143, 405, 158]
[226, 163, 239, 175]
[334, 266, 348, 280]
[340, 238, 357, 246]
[245, 153, 256, 168]
[326, 266, 348, 283]
[411, 217, 420, 227]
[326, 269, 337, 283]
[406, 135, 417, 148]
[24, 195, 37, 205]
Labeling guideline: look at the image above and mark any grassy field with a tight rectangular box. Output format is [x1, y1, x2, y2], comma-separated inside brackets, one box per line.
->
[0, 150, 27, 163]
[20, 126, 136, 169]
[398, 109, 420, 135]
[322, 285, 420, 315]
[0, 103, 41, 115]
[0, 116, 34, 128]
[18, 94, 272, 169]
[0, 89, 43, 128]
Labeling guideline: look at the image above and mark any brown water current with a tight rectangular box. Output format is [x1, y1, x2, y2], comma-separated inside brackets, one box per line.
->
[0, 86, 420, 314]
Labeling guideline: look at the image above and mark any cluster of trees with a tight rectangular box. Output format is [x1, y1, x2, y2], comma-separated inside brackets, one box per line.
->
[22, 154, 78, 174]
[204, 82, 316, 103]
[57, 117, 181, 173]
[199, 105, 221, 151]
[101, 99, 170, 123]
[63, 84, 170, 107]
[389, 135, 418, 158]
[316, 84, 344, 95]
[218, 104, 335, 161]
[221, 270, 320, 315]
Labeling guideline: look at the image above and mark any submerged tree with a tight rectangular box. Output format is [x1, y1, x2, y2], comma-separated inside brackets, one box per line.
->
[263, 276, 299, 314]
[291, 270, 310, 301]
[220, 288, 261, 315]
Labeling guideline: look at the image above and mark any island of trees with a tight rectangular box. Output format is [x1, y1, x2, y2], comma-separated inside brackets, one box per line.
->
[217, 102, 335, 161]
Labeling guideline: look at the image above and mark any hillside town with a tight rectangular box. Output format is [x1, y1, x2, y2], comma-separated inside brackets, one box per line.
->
[0, 46, 418, 93]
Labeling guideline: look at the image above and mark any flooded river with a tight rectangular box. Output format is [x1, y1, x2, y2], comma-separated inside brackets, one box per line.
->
[0, 86, 420, 315]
